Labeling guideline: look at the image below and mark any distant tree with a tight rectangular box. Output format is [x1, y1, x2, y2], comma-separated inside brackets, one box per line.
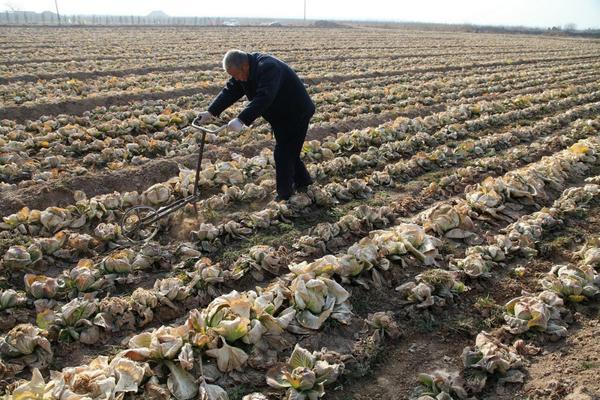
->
[564, 23, 577, 31]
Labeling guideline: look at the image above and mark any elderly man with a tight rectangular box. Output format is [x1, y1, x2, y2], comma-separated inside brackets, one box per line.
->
[194, 49, 315, 201]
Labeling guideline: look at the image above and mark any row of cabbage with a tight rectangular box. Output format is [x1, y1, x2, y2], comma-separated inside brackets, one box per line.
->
[3, 51, 597, 108]
[0, 105, 592, 378]
[2, 43, 588, 79]
[287, 137, 600, 311]
[1, 109, 596, 343]
[1, 133, 598, 399]
[180, 99, 600, 254]
[3, 67, 596, 191]
[3, 90, 597, 276]
[412, 180, 600, 399]
[2, 25, 588, 62]
[234, 119, 600, 289]
[290, 116, 599, 264]
[2, 97, 597, 298]
[5, 55, 588, 135]
[0, 56, 585, 187]
[5, 60, 596, 189]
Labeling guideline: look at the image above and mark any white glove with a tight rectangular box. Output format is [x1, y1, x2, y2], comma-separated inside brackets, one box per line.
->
[227, 118, 245, 133]
[193, 111, 213, 125]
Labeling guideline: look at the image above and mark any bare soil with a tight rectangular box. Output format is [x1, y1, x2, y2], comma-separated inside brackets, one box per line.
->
[522, 315, 600, 400]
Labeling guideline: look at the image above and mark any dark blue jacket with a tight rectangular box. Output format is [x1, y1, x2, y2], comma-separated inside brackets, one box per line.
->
[208, 52, 315, 128]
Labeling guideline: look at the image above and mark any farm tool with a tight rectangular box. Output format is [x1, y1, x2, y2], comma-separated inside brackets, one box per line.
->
[119, 121, 227, 242]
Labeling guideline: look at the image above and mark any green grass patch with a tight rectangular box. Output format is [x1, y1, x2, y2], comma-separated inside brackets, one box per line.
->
[580, 360, 599, 370]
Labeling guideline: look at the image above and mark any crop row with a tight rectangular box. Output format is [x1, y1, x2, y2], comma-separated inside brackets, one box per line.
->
[1, 47, 588, 81]
[2, 26, 593, 62]
[3, 86, 597, 257]
[1, 131, 598, 399]
[2, 71, 597, 190]
[189, 93, 600, 239]
[3, 52, 598, 108]
[411, 182, 600, 398]
[0, 105, 594, 345]
[6, 55, 587, 133]
[1, 106, 595, 319]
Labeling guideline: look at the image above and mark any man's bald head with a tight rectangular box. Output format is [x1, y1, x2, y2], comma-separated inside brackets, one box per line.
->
[223, 49, 250, 81]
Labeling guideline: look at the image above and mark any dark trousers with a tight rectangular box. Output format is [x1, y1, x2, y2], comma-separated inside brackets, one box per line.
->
[272, 116, 313, 199]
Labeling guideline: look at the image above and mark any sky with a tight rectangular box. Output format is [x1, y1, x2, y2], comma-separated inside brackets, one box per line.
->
[2, 0, 599, 29]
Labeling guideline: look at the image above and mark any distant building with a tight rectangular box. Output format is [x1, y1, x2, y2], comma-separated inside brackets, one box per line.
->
[146, 10, 169, 19]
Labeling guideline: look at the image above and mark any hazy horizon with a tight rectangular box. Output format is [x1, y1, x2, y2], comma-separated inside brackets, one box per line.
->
[2, 0, 599, 29]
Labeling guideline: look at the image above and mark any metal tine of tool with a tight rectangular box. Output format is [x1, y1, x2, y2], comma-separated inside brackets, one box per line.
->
[119, 120, 228, 242]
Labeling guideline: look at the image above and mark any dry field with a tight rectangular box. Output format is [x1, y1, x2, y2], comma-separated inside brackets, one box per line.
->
[0, 26, 600, 400]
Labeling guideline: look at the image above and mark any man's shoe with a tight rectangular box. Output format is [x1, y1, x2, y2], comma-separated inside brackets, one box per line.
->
[296, 185, 309, 193]
[274, 194, 290, 202]
[294, 182, 312, 193]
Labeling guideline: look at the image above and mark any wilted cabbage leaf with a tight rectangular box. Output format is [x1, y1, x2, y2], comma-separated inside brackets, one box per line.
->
[413, 369, 467, 400]
[205, 335, 248, 372]
[461, 331, 523, 392]
[503, 291, 567, 338]
[540, 264, 600, 302]
[266, 344, 343, 400]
